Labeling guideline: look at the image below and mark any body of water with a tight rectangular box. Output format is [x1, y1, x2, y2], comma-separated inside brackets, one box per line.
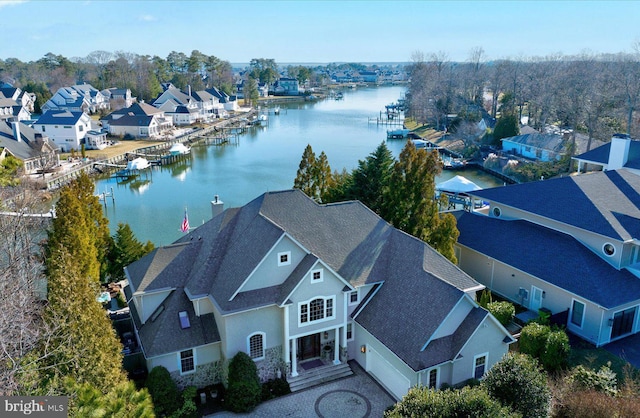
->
[95, 86, 502, 246]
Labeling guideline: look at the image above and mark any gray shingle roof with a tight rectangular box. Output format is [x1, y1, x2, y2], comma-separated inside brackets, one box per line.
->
[127, 189, 484, 364]
[502, 133, 567, 153]
[455, 211, 640, 308]
[470, 170, 640, 241]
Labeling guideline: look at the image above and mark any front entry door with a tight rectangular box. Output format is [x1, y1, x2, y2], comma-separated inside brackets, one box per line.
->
[298, 333, 321, 360]
[612, 307, 637, 339]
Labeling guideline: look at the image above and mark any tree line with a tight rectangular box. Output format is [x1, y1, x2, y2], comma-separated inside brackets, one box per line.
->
[1, 50, 236, 112]
[407, 47, 640, 150]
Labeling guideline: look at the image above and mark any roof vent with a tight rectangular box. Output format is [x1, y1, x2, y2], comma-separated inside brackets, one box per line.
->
[179, 311, 191, 329]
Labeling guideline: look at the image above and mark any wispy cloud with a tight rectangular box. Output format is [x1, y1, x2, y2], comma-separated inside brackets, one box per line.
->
[139, 14, 157, 22]
[0, 0, 27, 9]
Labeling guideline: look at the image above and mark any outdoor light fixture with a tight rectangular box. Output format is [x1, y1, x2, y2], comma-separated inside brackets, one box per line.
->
[360, 345, 366, 353]
[323, 331, 328, 339]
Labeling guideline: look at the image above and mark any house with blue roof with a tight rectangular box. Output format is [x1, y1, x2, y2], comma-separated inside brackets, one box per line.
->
[124, 190, 513, 398]
[33, 110, 92, 152]
[574, 133, 640, 175]
[455, 167, 640, 347]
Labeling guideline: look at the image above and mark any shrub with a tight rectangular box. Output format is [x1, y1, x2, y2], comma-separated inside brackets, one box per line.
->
[225, 352, 261, 413]
[261, 377, 291, 401]
[554, 389, 640, 418]
[540, 329, 570, 372]
[483, 353, 551, 418]
[567, 363, 618, 396]
[519, 323, 550, 358]
[145, 366, 181, 417]
[487, 301, 515, 326]
[383, 385, 517, 418]
[478, 289, 492, 308]
[171, 386, 197, 418]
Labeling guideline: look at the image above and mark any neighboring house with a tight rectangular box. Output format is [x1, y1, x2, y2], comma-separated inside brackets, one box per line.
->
[191, 90, 220, 121]
[85, 130, 109, 150]
[358, 71, 379, 83]
[206, 86, 238, 112]
[574, 133, 640, 175]
[124, 190, 513, 399]
[0, 119, 58, 174]
[501, 131, 569, 162]
[101, 102, 173, 138]
[42, 84, 110, 114]
[273, 78, 299, 96]
[103, 88, 136, 110]
[152, 86, 206, 123]
[0, 87, 36, 113]
[455, 164, 640, 347]
[170, 105, 199, 126]
[33, 110, 92, 152]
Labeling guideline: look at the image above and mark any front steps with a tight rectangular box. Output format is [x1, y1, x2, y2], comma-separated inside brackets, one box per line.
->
[288, 362, 353, 392]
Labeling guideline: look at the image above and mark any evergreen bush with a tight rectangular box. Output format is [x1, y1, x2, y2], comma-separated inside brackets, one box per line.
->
[145, 366, 181, 417]
[225, 352, 261, 413]
[519, 323, 550, 358]
[483, 353, 551, 418]
[261, 377, 291, 401]
[487, 301, 515, 326]
[540, 329, 570, 372]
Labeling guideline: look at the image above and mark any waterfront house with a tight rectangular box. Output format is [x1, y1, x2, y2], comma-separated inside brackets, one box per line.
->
[153, 86, 220, 123]
[501, 130, 569, 162]
[102, 102, 173, 138]
[205, 86, 239, 112]
[124, 190, 513, 398]
[42, 84, 110, 114]
[455, 167, 640, 347]
[33, 110, 92, 152]
[103, 87, 136, 110]
[273, 78, 299, 96]
[0, 119, 58, 174]
[0, 86, 36, 115]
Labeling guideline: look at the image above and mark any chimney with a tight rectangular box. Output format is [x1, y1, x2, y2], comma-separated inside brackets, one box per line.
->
[211, 195, 224, 219]
[607, 133, 631, 170]
[11, 120, 21, 142]
[188, 85, 192, 97]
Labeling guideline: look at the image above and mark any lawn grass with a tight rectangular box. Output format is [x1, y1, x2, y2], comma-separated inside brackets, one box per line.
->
[568, 339, 638, 384]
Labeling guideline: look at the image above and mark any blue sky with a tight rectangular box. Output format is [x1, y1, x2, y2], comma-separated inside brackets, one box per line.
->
[2, 0, 640, 64]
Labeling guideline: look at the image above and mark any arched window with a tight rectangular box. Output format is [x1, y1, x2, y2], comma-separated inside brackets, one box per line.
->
[248, 332, 265, 360]
[299, 296, 335, 325]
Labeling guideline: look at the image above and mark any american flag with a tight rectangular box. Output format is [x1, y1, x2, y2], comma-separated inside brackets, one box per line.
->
[180, 209, 190, 232]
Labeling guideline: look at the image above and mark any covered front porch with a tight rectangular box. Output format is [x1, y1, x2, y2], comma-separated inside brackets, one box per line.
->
[286, 326, 347, 378]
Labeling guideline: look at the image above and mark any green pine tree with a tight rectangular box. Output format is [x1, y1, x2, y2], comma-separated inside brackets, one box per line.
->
[349, 141, 395, 214]
[108, 223, 154, 281]
[294, 144, 318, 197]
[382, 141, 459, 263]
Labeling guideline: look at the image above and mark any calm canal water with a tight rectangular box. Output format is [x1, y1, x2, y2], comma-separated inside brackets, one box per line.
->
[95, 86, 502, 246]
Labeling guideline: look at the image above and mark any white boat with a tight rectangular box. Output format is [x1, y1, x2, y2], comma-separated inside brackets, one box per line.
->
[258, 114, 268, 122]
[169, 143, 191, 155]
[273, 107, 280, 115]
[126, 157, 150, 170]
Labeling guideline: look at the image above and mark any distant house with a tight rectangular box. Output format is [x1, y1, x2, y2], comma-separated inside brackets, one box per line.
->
[102, 102, 173, 139]
[152, 86, 213, 123]
[124, 190, 513, 399]
[0, 87, 36, 114]
[273, 78, 299, 96]
[33, 110, 92, 152]
[501, 130, 569, 162]
[0, 119, 58, 174]
[455, 161, 640, 347]
[205, 87, 239, 112]
[103, 88, 136, 110]
[170, 105, 200, 126]
[42, 84, 110, 114]
[358, 71, 379, 83]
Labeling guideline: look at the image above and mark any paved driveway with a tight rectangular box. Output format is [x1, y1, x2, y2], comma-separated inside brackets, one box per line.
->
[208, 361, 396, 418]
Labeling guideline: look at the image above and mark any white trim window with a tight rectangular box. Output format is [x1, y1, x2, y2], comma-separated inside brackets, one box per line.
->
[311, 269, 323, 283]
[299, 296, 335, 326]
[427, 368, 439, 389]
[278, 251, 291, 266]
[349, 290, 359, 305]
[473, 353, 488, 380]
[346, 322, 354, 341]
[248, 332, 265, 360]
[179, 349, 195, 374]
[570, 299, 585, 328]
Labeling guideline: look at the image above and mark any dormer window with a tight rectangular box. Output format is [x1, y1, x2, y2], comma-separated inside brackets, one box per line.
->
[278, 251, 291, 266]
